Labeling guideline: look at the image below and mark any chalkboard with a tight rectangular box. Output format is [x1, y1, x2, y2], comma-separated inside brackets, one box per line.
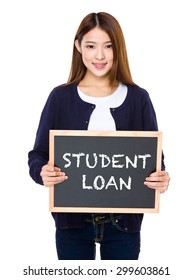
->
[49, 130, 162, 213]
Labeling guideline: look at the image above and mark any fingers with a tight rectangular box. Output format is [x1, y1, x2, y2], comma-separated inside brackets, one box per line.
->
[144, 171, 170, 193]
[40, 164, 68, 187]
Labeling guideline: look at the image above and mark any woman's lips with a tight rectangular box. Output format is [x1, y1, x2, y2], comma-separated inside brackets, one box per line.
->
[93, 63, 106, 69]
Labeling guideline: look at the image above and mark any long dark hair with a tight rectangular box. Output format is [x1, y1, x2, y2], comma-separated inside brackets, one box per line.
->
[66, 12, 135, 86]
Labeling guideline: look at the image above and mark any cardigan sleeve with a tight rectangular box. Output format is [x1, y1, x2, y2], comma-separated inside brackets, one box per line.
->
[141, 90, 165, 171]
[28, 89, 57, 185]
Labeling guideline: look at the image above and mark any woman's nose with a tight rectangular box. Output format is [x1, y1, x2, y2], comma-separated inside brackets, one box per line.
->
[95, 47, 105, 60]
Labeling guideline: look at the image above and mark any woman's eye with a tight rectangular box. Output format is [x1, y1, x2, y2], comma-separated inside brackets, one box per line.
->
[106, 44, 112, 49]
[86, 45, 95, 49]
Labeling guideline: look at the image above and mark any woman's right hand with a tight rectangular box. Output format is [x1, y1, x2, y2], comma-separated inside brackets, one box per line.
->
[40, 163, 68, 187]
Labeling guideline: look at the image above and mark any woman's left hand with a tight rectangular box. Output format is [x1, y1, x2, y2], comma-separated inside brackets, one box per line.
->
[144, 171, 170, 193]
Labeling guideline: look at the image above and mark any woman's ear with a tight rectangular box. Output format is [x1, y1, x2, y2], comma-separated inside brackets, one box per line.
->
[75, 39, 81, 53]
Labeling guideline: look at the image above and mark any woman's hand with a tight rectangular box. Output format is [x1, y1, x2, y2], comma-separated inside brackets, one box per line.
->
[144, 171, 170, 193]
[40, 163, 68, 187]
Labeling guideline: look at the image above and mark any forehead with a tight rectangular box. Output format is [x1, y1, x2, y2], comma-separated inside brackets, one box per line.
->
[82, 27, 111, 43]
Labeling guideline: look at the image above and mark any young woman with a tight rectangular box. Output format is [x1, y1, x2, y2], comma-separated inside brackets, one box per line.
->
[28, 12, 170, 260]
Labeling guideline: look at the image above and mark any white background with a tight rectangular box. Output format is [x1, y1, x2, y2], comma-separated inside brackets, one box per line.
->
[1, 0, 192, 278]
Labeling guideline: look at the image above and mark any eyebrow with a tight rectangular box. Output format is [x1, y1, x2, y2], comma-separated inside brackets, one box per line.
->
[84, 40, 112, 44]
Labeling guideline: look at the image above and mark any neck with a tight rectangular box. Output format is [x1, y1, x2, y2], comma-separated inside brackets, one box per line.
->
[79, 73, 118, 91]
[78, 80, 119, 97]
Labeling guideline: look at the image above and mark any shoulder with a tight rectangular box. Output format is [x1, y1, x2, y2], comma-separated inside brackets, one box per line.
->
[126, 84, 149, 96]
[42, 83, 79, 110]
[50, 83, 78, 97]
[125, 84, 151, 103]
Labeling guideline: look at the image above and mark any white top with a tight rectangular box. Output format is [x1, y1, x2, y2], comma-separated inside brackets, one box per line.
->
[78, 83, 127, 130]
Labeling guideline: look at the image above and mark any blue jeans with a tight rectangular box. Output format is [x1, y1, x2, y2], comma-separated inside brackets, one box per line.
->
[55, 214, 140, 260]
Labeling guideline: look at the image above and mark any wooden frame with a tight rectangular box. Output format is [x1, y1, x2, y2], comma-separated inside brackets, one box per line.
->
[49, 130, 162, 213]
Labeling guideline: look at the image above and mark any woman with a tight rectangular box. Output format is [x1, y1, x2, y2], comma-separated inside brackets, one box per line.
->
[28, 12, 170, 260]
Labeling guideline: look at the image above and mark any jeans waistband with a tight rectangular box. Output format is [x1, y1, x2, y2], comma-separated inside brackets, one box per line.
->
[84, 213, 122, 225]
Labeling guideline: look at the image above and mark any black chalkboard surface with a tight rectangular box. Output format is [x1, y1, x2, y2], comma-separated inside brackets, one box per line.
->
[49, 130, 162, 213]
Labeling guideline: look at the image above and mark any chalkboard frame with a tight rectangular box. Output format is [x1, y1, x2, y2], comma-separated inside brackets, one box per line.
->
[49, 130, 162, 213]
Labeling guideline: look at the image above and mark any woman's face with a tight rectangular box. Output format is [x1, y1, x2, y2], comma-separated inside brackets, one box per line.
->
[76, 27, 114, 79]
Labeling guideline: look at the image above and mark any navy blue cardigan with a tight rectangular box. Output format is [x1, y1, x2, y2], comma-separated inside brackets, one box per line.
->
[28, 82, 164, 232]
